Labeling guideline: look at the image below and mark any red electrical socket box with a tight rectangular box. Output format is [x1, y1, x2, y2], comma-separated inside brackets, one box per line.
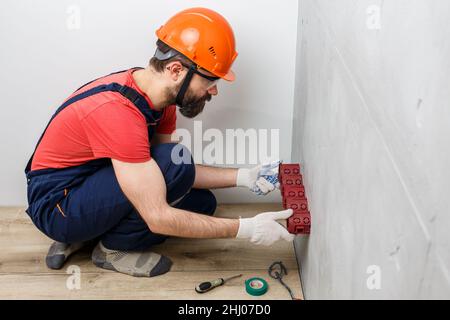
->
[284, 197, 309, 211]
[281, 185, 306, 199]
[282, 187, 306, 207]
[280, 176, 303, 190]
[287, 213, 311, 234]
[279, 163, 301, 176]
[279, 163, 311, 235]
[279, 164, 302, 184]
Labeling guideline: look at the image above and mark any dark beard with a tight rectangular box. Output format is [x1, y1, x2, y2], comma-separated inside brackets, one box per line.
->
[178, 92, 211, 118]
[163, 83, 212, 118]
[168, 83, 211, 118]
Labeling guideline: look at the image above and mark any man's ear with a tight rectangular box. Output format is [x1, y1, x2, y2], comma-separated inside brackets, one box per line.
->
[165, 61, 184, 81]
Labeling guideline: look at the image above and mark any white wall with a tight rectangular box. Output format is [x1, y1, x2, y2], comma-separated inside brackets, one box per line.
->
[0, 0, 299, 206]
[293, 0, 450, 299]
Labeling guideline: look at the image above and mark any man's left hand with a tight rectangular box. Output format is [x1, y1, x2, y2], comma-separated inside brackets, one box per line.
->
[236, 160, 281, 195]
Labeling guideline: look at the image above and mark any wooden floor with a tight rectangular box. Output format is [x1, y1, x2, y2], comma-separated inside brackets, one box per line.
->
[0, 204, 303, 300]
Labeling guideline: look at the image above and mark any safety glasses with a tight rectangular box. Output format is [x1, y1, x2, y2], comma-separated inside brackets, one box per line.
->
[181, 63, 220, 89]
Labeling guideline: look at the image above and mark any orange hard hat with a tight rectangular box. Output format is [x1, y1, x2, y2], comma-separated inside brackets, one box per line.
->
[156, 7, 238, 82]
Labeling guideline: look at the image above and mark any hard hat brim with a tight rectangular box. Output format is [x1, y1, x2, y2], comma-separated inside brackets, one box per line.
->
[223, 69, 236, 82]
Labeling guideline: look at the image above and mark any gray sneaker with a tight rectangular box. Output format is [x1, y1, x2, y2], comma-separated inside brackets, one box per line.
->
[91, 241, 172, 277]
[46, 241, 87, 270]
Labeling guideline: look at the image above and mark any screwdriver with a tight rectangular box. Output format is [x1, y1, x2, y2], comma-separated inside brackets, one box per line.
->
[195, 274, 243, 293]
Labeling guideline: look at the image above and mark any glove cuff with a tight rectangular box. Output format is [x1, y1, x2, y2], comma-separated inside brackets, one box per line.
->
[236, 218, 254, 239]
[236, 168, 251, 188]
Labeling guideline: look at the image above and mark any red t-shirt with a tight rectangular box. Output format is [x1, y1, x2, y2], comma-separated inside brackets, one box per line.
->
[31, 68, 177, 171]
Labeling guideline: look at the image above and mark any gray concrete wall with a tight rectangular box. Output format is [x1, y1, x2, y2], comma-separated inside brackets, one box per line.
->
[293, 0, 450, 299]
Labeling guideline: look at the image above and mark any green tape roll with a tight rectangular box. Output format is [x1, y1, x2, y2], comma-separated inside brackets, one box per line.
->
[245, 277, 269, 296]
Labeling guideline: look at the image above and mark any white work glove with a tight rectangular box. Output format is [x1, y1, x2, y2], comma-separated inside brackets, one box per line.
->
[236, 160, 281, 195]
[236, 209, 295, 246]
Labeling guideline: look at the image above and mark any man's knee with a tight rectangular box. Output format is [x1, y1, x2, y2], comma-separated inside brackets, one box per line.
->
[151, 143, 196, 202]
[173, 143, 196, 184]
[201, 189, 217, 216]
[175, 189, 217, 216]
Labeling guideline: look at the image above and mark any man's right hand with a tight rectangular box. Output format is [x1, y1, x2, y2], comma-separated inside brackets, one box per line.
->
[236, 209, 295, 246]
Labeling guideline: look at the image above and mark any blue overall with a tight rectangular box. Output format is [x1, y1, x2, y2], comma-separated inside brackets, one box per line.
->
[25, 69, 217, 251]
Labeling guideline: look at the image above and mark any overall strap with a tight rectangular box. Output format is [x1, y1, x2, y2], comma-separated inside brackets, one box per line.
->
[25, 80, 162, 174]
[75, 68, 137, 92]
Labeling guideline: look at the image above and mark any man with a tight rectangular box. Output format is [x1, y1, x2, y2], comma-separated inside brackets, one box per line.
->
[25, 7, 294, 278]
